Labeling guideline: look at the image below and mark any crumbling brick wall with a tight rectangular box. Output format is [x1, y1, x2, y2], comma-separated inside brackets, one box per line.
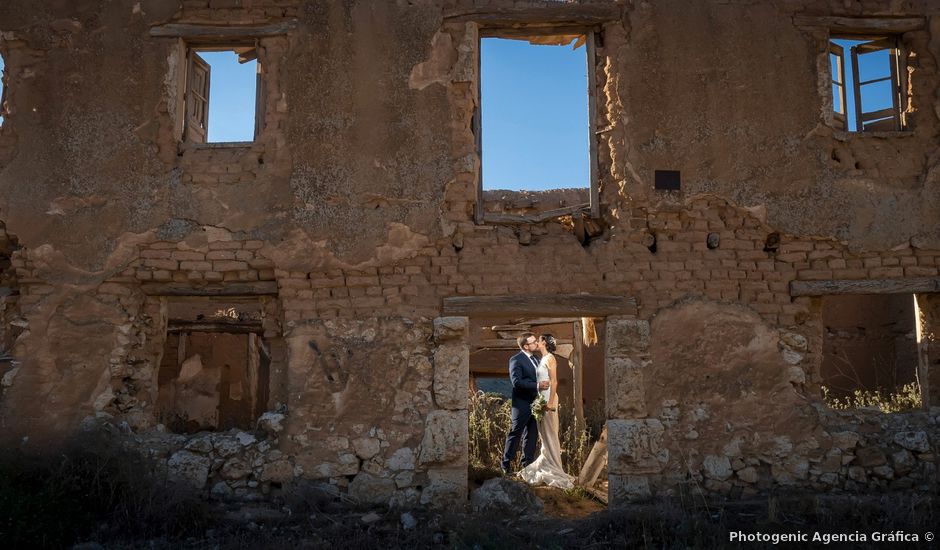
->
[0, 0, 938, 507]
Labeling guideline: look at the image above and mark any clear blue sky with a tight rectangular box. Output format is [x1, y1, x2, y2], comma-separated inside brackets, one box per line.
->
[481, 37, 590, 191]
[831, 38, 896, 131]
[196, 51, 257, 142]
[0, 53, 5, 126]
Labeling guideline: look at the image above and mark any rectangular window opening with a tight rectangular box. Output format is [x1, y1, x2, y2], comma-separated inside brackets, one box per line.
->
[182, 45, 263, 144]
[157, 298, 270, 432]
[820, 294, 921, 412]
[829, 35, 908, 132]
[477, 31, 598, 222]
[0, 52, 7, 127]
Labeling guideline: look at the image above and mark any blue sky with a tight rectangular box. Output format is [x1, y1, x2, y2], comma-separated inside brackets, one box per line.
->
[0, 53, 5, 126]
[830, 38, 896, 131]
[196, 51, 257, 142]
[480, 37, 590, 191]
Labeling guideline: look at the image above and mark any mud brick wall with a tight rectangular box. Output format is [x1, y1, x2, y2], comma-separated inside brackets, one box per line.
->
[1, 0, 940, 507]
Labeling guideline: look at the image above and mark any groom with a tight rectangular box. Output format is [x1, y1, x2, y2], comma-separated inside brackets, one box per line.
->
[501, 332, 550, 474]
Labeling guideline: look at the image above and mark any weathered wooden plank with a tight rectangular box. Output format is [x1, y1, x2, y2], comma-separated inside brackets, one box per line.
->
[445, 5, 621, 25]
[476, 338, 574, 350]
[444, 294, 636, 317]
[489, 317, 582, 331]
[167, 322, 262, 334]
[792, 15, 924, 32]
[141, 281, 279, 296]
[790, 278, 940, 297]
[471, 365, 513, 376]
[480, 26, 595, 39]
[578, 423, 607, 487]
[150, 20, 298, 38]
[573, 319, 585, 429]
[587, 31, 600, 219]
[483, 203, 590, 224]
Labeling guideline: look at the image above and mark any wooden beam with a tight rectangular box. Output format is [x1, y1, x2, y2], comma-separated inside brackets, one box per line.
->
[475, 338, 573, 350]
[167, 322, 262, 334]
[578, 423, 608, 488]
[790, 278, 940, 297]
[141, 281, 278, 296]
[483, 203, 590, 224]
[471, 365, 511, 376]
[792, 15, 924, 33]
[445, 5, 621, 26]
[444, 294, 636, 318]
[150, 20, 299, 39]
[573, 320, 585, 430]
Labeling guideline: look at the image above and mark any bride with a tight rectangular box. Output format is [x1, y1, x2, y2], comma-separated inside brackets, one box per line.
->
[518, 334, 575, 489]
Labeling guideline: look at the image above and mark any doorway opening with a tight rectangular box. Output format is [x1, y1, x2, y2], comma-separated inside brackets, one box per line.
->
[468, 316, 609, 507]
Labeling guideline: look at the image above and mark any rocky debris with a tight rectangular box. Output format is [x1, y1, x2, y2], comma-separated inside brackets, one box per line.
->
[433, 316, 468, 342]
[167, 450, 211, 489]
[348, 472, 397, 505]
[831, 431, 859, 450]
[703, 455, 733, 481]
[470, 478, 543, 515]
[400, 512, 417, 530]
[257, 412, 286, 435]
[361, 512, 382, 524]
[894, 431, 929, 453]
[855, 447, 888, 468]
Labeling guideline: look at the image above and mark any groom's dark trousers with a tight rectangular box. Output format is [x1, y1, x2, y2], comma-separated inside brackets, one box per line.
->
[502, 351, 540, 472]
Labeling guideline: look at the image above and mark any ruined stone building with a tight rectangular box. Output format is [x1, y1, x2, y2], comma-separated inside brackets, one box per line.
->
[0, 0, 938, 507]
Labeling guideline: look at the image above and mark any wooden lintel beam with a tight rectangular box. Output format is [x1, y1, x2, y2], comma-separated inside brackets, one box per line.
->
[444, 294, 636, 317]
[471, 366, 512, 376]
[790, 277, 940, 297]
[483, 203, 590, 225]
[792, 15, 924, 33]
[445, 5, 621, 26]
[475, 338, 573, 350]
[150, 20, 298, 39]
[167, 322, 262, 334]
[488, 318, 581, 331]
[141, 281, 278, 296]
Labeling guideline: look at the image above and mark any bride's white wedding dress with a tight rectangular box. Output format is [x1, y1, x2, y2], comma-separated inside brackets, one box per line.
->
[518, 354, 575, 489]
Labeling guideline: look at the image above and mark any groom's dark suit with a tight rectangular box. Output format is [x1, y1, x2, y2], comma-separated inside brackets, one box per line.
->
[501, 350, 541, 472]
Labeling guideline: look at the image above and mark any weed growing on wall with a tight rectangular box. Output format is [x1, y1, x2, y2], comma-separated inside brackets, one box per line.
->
[822, 382, 922, 413]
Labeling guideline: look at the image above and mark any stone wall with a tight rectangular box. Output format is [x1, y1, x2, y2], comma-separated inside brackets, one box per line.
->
[0, 0, 939, 507]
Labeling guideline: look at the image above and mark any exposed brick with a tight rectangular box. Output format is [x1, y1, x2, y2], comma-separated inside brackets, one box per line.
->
[180, 261, 212, 271]
[213, 260, 249, 271]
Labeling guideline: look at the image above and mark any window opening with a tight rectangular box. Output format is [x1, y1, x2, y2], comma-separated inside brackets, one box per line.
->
[157, 298, 270, 432]
[829, 36, 907, 132]
[184, 47, 261, 143]
[820, 294, 921, 412]
[0, 52, 7, 127]
[477, 32, 598, 222]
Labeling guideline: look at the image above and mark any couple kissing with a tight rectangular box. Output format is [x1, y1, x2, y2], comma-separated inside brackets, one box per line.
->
[501, 331, 574, 489]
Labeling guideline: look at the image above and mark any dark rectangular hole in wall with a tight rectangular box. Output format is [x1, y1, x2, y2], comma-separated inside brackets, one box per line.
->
[157, 298, 269, 433]
[654, 170, 681, 191]
[821, 294, 919, 409]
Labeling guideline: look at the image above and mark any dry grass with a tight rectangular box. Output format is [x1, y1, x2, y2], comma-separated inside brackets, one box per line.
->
[822, 381, 922, 413]
[0, 431, 209, 548]
[468, 391, 602, 481]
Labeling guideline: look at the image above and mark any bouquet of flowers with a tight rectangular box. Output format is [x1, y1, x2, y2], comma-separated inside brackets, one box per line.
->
[531, 394, 548, 422]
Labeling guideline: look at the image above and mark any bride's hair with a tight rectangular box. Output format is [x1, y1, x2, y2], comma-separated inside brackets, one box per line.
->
[540, 334, 557, 353]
